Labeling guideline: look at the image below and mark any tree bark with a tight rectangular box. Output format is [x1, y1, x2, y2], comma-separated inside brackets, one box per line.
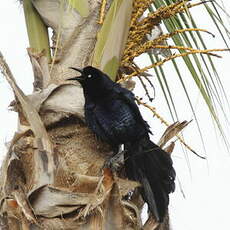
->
[0, 0, 143, 229]
[0, 0, 183, 229]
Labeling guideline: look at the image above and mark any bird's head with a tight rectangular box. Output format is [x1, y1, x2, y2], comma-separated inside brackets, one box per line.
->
[67, 66, 103, 86]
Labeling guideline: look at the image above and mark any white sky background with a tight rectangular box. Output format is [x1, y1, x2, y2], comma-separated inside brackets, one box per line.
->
[1, 1, 230, 229]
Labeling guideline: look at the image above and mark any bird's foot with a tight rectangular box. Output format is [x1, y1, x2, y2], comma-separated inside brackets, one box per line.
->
[103, 150, 127, 172]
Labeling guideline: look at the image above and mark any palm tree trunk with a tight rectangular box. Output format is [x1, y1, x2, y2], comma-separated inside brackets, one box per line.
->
[0, 0, 176, 229]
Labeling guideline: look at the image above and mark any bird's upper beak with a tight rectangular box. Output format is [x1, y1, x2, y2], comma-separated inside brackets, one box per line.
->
[67, 67, 85, 81]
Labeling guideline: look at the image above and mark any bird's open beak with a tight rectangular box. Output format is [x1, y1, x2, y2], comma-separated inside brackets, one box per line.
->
[67, 67, 85, 81]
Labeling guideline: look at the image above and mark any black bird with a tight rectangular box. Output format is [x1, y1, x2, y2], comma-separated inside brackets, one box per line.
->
[68, 66, 176, 222]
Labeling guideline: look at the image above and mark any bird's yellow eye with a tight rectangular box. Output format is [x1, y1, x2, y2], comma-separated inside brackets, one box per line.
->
[88, 74, 92, 78]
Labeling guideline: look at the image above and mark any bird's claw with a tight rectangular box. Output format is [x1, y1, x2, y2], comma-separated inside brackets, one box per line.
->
[103, 150, 127, 172]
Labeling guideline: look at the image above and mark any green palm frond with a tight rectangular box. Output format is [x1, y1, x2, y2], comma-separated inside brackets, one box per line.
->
[118, 0, 230, 151]
[23, 0, 51, 61]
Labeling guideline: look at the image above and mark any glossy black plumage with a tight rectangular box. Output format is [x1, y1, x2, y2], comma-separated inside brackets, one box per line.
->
[68, 66, 176, 222]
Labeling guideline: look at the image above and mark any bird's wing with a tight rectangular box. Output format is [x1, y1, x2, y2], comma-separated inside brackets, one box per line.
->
[114, 84, 151, 134]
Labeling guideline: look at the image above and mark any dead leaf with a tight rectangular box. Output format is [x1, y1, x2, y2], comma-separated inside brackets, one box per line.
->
[29, 185, 95, 218]
[103, 183, 125, 230]
[143, 215, 159, 230]
[158, 120, 191, 147]
[163, 142, 175, 155]
[0, 51, 55, 194]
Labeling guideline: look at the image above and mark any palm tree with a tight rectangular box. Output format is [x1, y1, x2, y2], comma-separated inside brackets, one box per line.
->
[0, 0, 229, 229]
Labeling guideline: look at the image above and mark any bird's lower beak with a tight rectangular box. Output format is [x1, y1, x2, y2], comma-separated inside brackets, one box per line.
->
[67, 76, 85, 81]
[68, 67, 85, 81]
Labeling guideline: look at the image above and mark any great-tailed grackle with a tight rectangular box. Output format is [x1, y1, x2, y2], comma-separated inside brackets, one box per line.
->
[68, 66, 176, 222]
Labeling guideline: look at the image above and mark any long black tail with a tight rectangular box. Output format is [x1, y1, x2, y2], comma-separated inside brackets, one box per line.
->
[124, 137, 176, 222]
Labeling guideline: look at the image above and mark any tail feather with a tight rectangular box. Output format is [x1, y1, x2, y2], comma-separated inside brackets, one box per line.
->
[125, 137, 175, 222]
